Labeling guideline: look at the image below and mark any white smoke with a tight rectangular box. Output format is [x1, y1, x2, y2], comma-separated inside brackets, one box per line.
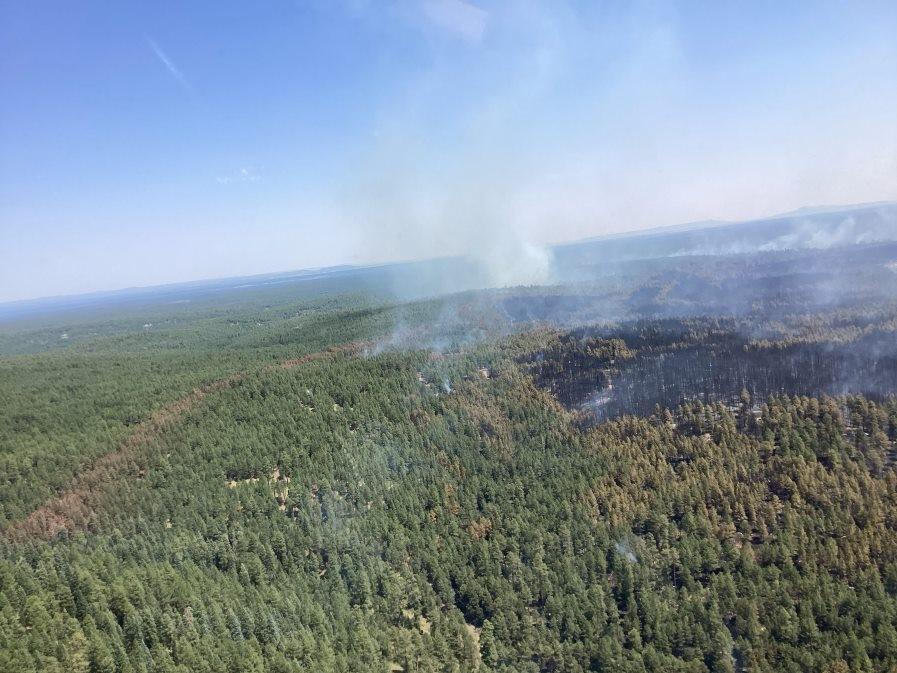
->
[333, 1, 897, 294]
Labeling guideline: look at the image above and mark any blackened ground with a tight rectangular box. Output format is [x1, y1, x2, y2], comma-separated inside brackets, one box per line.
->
[527, 322, 897, 423]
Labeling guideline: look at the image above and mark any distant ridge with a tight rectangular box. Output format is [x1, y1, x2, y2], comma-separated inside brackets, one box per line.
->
[564, 200, 897, 246]
[3, 201, 895, 322]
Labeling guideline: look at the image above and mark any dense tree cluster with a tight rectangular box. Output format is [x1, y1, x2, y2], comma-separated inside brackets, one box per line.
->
[0, 295, 416, 527]
[2, 325, 896, 671]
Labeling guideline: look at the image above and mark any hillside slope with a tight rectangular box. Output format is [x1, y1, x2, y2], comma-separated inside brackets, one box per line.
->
[2, 332, 896, 672]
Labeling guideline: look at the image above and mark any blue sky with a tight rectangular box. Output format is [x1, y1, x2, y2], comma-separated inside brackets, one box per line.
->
[1, 1, 896, 301]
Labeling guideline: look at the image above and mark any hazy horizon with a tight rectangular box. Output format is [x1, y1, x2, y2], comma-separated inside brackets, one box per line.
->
[1, 198, 894, 308]
[3, 1, 897, 302]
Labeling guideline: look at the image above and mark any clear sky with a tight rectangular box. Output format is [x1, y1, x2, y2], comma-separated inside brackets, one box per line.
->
[2, 1, 896, 301]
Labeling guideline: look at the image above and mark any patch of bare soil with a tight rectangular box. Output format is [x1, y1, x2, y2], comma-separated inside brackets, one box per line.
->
[5, 379, 233, 542]
[4, 342, 367, 542]
[279, 341, 369, 370]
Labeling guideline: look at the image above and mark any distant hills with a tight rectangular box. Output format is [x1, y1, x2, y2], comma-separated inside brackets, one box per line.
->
[554, 201, 897, 266]
[2, 202, 895, 324]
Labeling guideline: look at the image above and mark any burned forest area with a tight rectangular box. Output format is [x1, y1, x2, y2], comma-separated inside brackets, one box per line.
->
[3, 210, 897, 673]
[527, 319, 897, 424]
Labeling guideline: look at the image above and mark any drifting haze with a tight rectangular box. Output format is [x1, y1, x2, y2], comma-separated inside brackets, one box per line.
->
[1, 1, 896, 300]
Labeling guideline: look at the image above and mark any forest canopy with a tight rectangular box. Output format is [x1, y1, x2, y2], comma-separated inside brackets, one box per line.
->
[2, 243, 897, 672]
